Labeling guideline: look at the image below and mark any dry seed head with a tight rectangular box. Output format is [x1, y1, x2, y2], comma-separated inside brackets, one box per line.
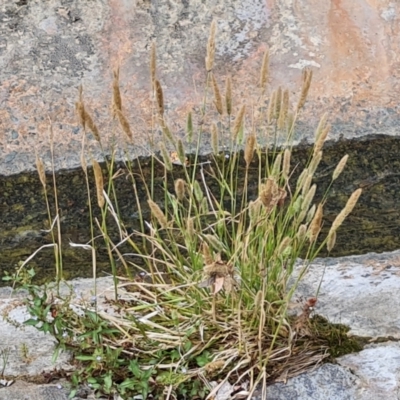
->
[205, 20, 217, 71]
[277, 237, 292, 254]
[286, 111, 295, 134]
[248, 199, 263, 223]
[278, 89, 289, 130]
[177, 139, 186, 165]
[211, 73, 223, 115]
[302, 183, 317, 212]
[313, 124, 330, 156]
[308, 203, 323, 243]
[306, 204, 316, 223]
[158, 142, 172, 171]
[327, 230, 336, 252]
[296, 68, 313, 111]
[186, 112, 193, 142]
[155, 79, 164, 116]
[202, 242, 213, 265]
[84, 111, 101, 143]
[159, 119, 175, 145]
[174, 179, 185, 201]
[36, 156, 46, 188]
[232, 105, 246, 142]
[282, 148, 291, 178]
[296, 168, 309, 190]
[259, 178, 280, 211]
[254, 290, 263, 310]
[148, 199, 168, 228]
[267, 90, 277, 123]
[315, 113, 328, 141]
[92, 160, 105, 209]
[211, 123, 219, 155]
[186, 217, 195, 237]
[116, 109, 132, 141]
[244, 134, 256, 167]
[150, 42, 156, 88]
[272, 153, 282, 177]
[75, 101, 86, 129]
[330, 188, 362, 233]
[308, 150, 323, 175]
[332, 154, 349, 181]
[192, 180, 204, 202]
[259, 49, 270, 91]
[225, 76, 232, 115]
[301, 174, 313, 196]
[297, 224, 307, 242]
[112, 68, 122, 114]
[204, 234, 224, 252]
[275, 86, 282, 119]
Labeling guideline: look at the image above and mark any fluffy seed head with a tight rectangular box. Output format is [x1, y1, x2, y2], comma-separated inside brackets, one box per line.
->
[308, 203, 323, 243]
[36, 156, 46, 188]
[116, 109, 132, 141]
[112, 68, 122, 114]
[211, 73, 223, 115]
[329, 188, 362, 233]
[282, 148, 291, 178]
[92, 160, 105, 208]
[232, 105, 246, 142]
[84, 111, 101, 143]
[205, 20, 217, 71]
[244, 134, 256, 167]
[327, 231, 336, 252]
[259, 49, 269, 91]
[332, 154, 349, 181]
[296, 68, 313, 111]
[148, 199, 168, 228]
[155, 79, 164, 116]
[174, 179, 185, 201]
[150, 42, 156, 88]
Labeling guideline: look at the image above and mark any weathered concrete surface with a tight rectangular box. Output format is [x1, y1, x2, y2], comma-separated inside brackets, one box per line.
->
[3, 252, 400, 399]
[1, 0, 400, 175]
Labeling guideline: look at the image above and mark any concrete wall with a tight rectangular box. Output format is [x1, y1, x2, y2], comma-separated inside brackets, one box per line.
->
[1, 0, 399, 174]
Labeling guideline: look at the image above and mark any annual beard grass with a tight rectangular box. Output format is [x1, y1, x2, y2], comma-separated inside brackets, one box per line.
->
[20, 22, 363, 400]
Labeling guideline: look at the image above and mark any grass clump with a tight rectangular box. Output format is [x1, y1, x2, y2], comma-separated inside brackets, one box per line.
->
[4, 22, 362, 399]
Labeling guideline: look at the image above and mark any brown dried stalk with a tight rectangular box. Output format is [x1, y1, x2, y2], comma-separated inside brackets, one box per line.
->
[92, 160, 105, 208]
[148, 199, 168, 228]
[211, 73, 223, 115]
